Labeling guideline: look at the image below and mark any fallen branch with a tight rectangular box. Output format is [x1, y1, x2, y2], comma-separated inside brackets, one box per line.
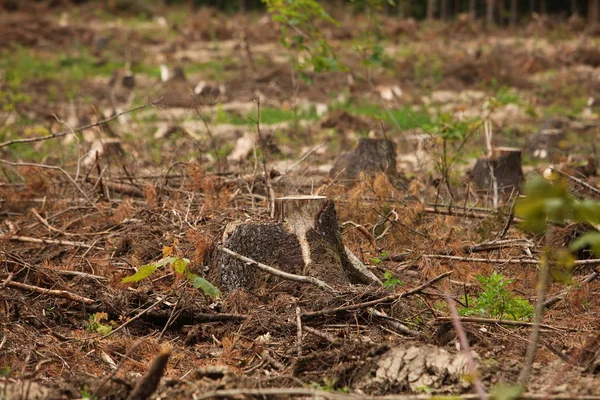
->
[5, 280, 95, 304]
[1, 235, 96, 249]
[424, 254, 538, 264]
[435, 316, 568, 331]
[424, 206, 493, 220]
[53, 270, 107, 281]
[550, 167, 600, 198]
[423, 254, 600, 268]
[0, 103, 154, 149]
[85, 177, 144, 198]
[367, 308, 419, 336]
[462, 239, 534, 253]
[543, 269, 599, 308]
[217, 245, 335, 293]
[301, 271, 451, 319]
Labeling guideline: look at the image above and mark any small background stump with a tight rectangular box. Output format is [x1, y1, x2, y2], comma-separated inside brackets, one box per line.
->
[211, 196, 374, 293]
[330, 138, 397, 180]
[471, 147, 524, 194]
[526, 119, 568, 162]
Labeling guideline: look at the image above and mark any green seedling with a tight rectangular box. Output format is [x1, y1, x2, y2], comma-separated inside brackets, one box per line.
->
[460, 272, 534, 320]
[382, 271, 404, 289]
[122, 254, 221, 299]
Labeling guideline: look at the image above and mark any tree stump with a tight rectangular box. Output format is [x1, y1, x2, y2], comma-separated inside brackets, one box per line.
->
[471, 147, 524, 193]
[330, 138, 397, 180]
[526, 119, 568, 162]
[210, 196, 380, 293]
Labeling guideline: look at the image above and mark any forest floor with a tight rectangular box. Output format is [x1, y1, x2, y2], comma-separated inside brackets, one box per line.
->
[1, 2, 600, 399]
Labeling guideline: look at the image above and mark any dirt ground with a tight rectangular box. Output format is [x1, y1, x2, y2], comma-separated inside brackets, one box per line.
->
[1, 2, 600, 399]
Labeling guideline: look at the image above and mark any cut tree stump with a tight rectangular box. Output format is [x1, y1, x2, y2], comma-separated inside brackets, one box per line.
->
[211, 195, 381, 293]
[471, 147, 524, 193]
[330, 138, 397, 180]
[526, 119, 568, 162]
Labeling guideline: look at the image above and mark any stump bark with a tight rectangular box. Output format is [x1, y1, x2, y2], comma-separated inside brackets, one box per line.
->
[330, 138, 396, 180]
[471, 147, 524, 193]
[211, 196, 380, 293]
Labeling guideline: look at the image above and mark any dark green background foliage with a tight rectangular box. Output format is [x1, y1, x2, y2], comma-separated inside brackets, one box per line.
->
[37, 0, 598, 20]
[172, 0, 594, 16]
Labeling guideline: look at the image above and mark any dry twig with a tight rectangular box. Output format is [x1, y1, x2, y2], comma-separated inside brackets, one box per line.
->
[301, 271, 452, 319]
[5, 280, 95, 304]
[0, 234, 96, 249]
[0, 103, 153, 149]
[443, 290, 487, 400]
[217, 245, 335, 293]
[435, 316, 568, 331]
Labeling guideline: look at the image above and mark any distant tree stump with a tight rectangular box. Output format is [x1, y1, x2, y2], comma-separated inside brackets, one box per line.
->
[526, 119, 568, 162]
[211, 196, 379, 293]
[330, 138, 396, 180]
[471, 147, 524, 193]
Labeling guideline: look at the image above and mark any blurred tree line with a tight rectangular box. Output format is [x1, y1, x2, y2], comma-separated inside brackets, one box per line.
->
[164, 0, 597, 26]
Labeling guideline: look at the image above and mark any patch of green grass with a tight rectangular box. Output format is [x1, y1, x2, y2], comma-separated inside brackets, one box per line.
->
[395, 44, 416, 58]
[2, 46, 119, 84]
[210, 106, 319, 127]
[494, 86, 522, 106]
[259, 107, 318, 125]
[184, 58, 240, 81]
[541, 104, 574, 118]
[413, 53, 443, 88]
[342, 103, 433, 130]
[0, 45, 122, 102]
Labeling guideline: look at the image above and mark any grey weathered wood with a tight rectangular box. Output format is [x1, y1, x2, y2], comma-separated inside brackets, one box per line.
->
[471, 147, 524, 193]
[330, 138, 397, 180]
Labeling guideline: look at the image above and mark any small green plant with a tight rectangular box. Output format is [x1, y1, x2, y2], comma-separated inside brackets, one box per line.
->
[460, 272, 534, 320]
[262, 0, 344, 79]
[493, 85, 522, 106]
[415, 385, 432, 394]
[80, 385, 98, 400]
[85, 312, 113, 335]
[370, 251, 387, 264]
[382, 271, 404, 289]
[308, 377, 349, 393]
[121, 247, 221, 299]
[0, 366, 11, 378]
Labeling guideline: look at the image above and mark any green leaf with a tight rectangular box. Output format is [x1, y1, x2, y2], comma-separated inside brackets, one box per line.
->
[95, 324, 113, 336]
[121, 264, 158, 283]
[172, 257, 188, 274]
[574, 199, 600, 225]
[515, 176, 574, 233]
[570, 232, 600, 257]
[490, 383, 524, 400]
[187, 273, 221, 299]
